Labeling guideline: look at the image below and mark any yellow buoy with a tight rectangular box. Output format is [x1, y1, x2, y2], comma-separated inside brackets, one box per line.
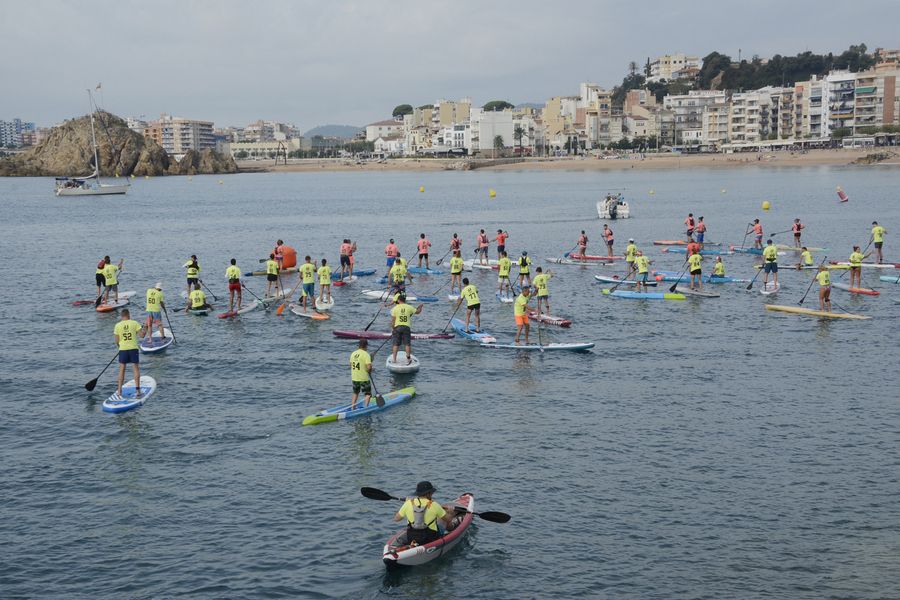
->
[762, 200, 770, 211]
[144, 175, 149, 179]
[648, 189, 655, 195]
[489, 188, 496, 198]
[721, 188, 727, 194]
[419, 186, 425, 193]
[130, 174, 135, 179]
[218, 180, 224, 184]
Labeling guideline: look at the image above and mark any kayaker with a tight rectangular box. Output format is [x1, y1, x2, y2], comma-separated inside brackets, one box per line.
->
[317, 258, 332, 305]
[495, 229, 509, 260]
[532, 267, 552, 315]
[456, 278, 481, 333]
[497, 251, 513, 300]
[749, 219, 764, 249]
[350, 338, 373, 411]
[871, 221, 886, 264]
[602, 224, 614, 257]
[339, 239, 353, 281]
[576, 230, 588, 259]
[762, 238, 779, 288]
[816, 265, 832, 312]
[476, 229, 490, 265]
[450, 233, 462, 254]
[688, 250, 703, 291]
[449, 250, 464, 297]
[848, 245, 870, 289]
[226, 258, 242, 312]
[416, 233, 432, 269]
[695, 216, 707, 249]
[385, 239, 399, 268]
[684, 213, 695, 241]
[264, 253, 280, 298]
[113, 308, 146, 399]
[393, 481, 455, 546]
[273, 239, 286, 270]
[188, 281, 212, 311]
[798, 247, 814, 269]
[298, 256, 317, 312]
[514, 286, 532, 344]
[624, 238, 637, 276]
[389, 252, 413, 294]
[792, 219, 805, 247]
[712, 256, 726, 279]
[144, 282, 165, 341]
[517, 251, 532, 287]
[102, 256, 121, 304]
[96, 256, 122, 299]
[634, 250, 651, 292]
[184, 255, 200, 297]
[391, 293, 423, 366]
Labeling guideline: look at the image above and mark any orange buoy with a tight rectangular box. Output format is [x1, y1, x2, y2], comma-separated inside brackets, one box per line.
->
[281, 246, 298, 269]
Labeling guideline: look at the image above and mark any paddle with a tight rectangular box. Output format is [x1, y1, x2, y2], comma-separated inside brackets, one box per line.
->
[435, 248, 453, 266]
[427, 278, 451, 298]
[562, 244, 579, 259]
[536, 313, 544, 353]
[745, 261, 765, 291]
[798, 257, 827, 305]
[363, 303, 385, 331]
[199, 279, 219, 301]
[242, 282, 265, 306]
[838, 238, 873, 280]
[441, 300, 464, 333]
[769, 228, 793, 237]
[669, 258, 689, 293]
[368, 376, 386, 408]
[360, 487, 511, 523]
[739, 222, 753, 249]
[84, 352, 118, 391]
[608, 263, 637, 293]
[162, 303, 177, 343]
[276, 269, 307, 316]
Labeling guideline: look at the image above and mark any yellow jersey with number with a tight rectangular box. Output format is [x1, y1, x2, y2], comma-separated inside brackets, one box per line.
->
[226, 265, 241, 281]
[350, 349, 371, 382]
[146, 289, 163, 312]
[462, 284, 480, 306]
[189, 289, 206, 308]
[391, 303, 417, 328]
[317, 265, 331, 284]
[114, 320, 142, 350]
[300, 263, 315, 284]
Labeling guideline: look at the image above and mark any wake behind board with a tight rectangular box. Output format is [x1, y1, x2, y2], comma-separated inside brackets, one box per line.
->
[102, 376, 157, 413]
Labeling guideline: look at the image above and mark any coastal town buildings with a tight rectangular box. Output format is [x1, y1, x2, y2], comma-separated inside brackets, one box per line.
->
[1, 118, 36, 148]
[648, 53, 701, 82]
[365, 119, 404, 142]
[144, 114, 215, 158]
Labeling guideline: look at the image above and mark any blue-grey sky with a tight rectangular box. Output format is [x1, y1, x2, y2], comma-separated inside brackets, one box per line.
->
[1, 0, 897, 129]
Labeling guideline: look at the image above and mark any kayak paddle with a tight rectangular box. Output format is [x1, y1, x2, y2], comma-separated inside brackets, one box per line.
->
[162, 304, 177, 343]
[798, 256, 827, 305]
[360, 487, 511, 523]
[84, 352, 119, 391]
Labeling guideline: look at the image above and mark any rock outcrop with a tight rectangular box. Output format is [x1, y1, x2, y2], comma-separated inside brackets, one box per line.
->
[0, 111, 236, 177]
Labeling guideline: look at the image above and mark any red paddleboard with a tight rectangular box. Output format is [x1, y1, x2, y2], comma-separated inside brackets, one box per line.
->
[527, 311, 572, 327]
[218, 311, 237, 319]
[833, 282, 879, 296]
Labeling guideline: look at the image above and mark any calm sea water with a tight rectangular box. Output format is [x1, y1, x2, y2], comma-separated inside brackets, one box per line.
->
[1, 165, 899, 599]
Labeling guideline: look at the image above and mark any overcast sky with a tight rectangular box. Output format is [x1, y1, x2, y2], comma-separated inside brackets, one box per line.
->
[2, 0, 898, 130]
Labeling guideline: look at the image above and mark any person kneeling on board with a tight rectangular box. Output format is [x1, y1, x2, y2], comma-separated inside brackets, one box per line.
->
[187, 282, 213, 311]
[391, 293, 423, 366]
[394, 481, 456, 546]
[350, 339, 373, 410]
[114, 309, 146, 398]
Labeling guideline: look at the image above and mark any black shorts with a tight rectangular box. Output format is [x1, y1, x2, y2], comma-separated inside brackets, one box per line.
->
[420, 253, 428, 260]
[267, 274, 278, 282]
[96, 273, 105, 287]
[340, 255, 351, 267]
[187, 277, 198, 286]
[393, 326, 411, 346]
[467, 303, 481, 312]
[875, 242, 883, 249]
[497, 245, 505, 253]
[690, 269, 701, 275]
[764, 262, 778, 273]
[606, 240, 614, 247]
[352, 380, 371, 395]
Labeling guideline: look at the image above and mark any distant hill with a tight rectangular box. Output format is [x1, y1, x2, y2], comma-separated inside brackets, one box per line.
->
[303, 124, 362, 139]
[515, 102, 544, 110]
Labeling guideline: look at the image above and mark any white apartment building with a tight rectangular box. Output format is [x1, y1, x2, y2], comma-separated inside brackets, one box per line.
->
[365, 119, 404, 142]
[663, 91, 727, 144]
[825, 71, 856, 137]
[221, 138, 302, 159]
[471, 108, 514, 153]
[648, 53, 701, 82]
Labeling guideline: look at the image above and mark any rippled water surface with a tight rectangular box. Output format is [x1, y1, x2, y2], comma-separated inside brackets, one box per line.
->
[1, 165, 899, 599]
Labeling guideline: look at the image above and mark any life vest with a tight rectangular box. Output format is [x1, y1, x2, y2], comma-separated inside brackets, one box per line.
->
[409, 498, 435, 530]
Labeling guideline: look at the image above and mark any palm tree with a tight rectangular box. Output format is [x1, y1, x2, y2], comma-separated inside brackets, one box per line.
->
[513, 125, 525, 156]
[493, 135, 504, 159]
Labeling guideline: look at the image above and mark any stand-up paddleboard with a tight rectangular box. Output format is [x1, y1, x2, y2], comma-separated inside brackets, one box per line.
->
[314, 297, 336, 310]
[496, 291, 514, 304]
[386, 351, 419, 373]
[764, 305, 871, 320]
[331, 268, 375, 280]
[655, 273, 749, 284]
[832, 282, 880, 296]
[567, 253, 624, 261]
[289, 303, 330, 320]
[96, 296, 131, 312]
[879, 275, 900, 284]
[674, 285, 720, 298]
[594, 274, 657, 286]
[302, 387, 415, 426]
[602, 289, 685, 300]
[463, 259, 498, 270]
[776, 245, 827, 252]
[448, 293, 460, 301]
[732, 246, 786, 256]
[139, 328, 174, 353]
[471, 263, 499, 271]
[756, 264, 848, 271]
[663, 247, 733, 256]
[218, 299, 260, 319]
[546, 257, 613, 266]
[360, 290, 437, 302]
[408, 266, 444, 275]
[333, 330, 453, 340]
[527, 311, 572, 327]
[760, 282, 780, 295]
[479, 341, 594, 352]
[188, 308, 210, 315]
[831, 261, 900, 269]
[333, 276, 358, 287]
[244, 266, 301, 277]
[450, 318, 496, 343]
[102, 376, 157, 413]
[653, 240, 723, 246]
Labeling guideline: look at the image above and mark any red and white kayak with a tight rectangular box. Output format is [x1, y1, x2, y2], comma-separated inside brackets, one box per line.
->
[568, 253, 624, 261]
[527, 311, 572, 327]
[832, 282, 880, 296]
[382, 493, 475, 569]
[332, 330, 453, 340]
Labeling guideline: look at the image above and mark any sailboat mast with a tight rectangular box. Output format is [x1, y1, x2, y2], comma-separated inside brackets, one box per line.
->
[87, 89, 101, 183]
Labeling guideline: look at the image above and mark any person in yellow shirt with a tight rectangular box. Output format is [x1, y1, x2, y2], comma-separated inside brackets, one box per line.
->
[455, 278, 481, 333]
[113, 309, 146, 398]
[497, 251, 513, 300]
[317, 258, 332, 305]
[624, 239, 637, 276]
[848, 245, 870, 289]
[102, 256, 121, 304]
[391, 293, 423, 365]
[871, 221, 886, 264]
[393, 481, 455, 546]
[762, 239, 779, 289]
[517, 252, 532, 287]
[144, 282, 166, 341]
[816, 265, 831, 312]
[711, 256, 726, 280]
[96, 256, 123, 299]
[797, 247, 814, 269]
[634, 251, 651, 293]
[349, 339, 372, 410]
[187, 283, 212, 312]
[688, 251, 703, 291]
[449, 250, 464, 297]
[298, 255, 317, 312]
[226, 258, 242, 312]
[184, 255, 201, 297]
[389, 253, 412, 294]
[532, 267, 552, 315]
[514, 285, 533, 344]
[264, 253, 280, 298]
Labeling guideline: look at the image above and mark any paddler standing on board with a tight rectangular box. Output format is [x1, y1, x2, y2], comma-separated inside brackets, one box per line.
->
[517, 251, 532, 287]
[389, 252, 412, 296]
[349, 338, 373, 411]
[476, 229, 490, 265]
[450, 233, 462, 256]
[532, 267, 552, 315]
[634, 250, 651, 292]
[339, 239, 353, 281]
[113, 309, 146, 399]
[816, 265, 832, 312]
[96, 256, 122, 299]
[264, 253, 281, 298]
[385, 238, 399, 268]
[688, 249, 703, 291]
[456, 277, 481, 333]
[797, 247, 814, 269]
[602, 224, 614, 257]
[497, 251, 513, 300]
[416, 233, 432, 269]
[849, 245, 869, 289]
[101, 256, 122, 304]
[391, 293, 423, 366]
[184, 255, 200, 297]
[144, 282, 166, 341]
[514, 285, 533, 344]
[624, 238, 637, 276]
[226, 258, 242, 312]
[792, 219, 805, 248]
[273, 240, 286, 270]
[695, 216, 707, 249]
[576, 230, 588, 261]
[762, 239, 779, 288]
[317, 258, 332, 306]
[495, 229, 509, 261]
[298, 255, 317, 312]
[871, 221, 886, 264]
[684, 213, 695, 242]
[750, 219, 764, 250]
[449, 250, 464, 297]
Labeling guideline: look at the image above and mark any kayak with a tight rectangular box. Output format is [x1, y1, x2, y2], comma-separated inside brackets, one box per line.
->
[879, 275, 900, 284]
[776, 245, 828, 252]
[102, 376, 157, 414]
[764, 305, 871, 320]
[139, 328, 174, 353]
[831, 261, 900, 269]
[289, 304, 330, 320]
[331, 268, 375, 280]
[602, 289, 685, 300]
[96, 296, 131, 312]
[408, 266, 444, 275]
[760, 282, 780, 295]
[314, 297, 335, 311]
[450, 318, 497, 343]
[527, 311, 572, 327]
[496, 291, 514, 304]
[386, 351, 419, 373]
[382, 493, 475, 568]
[360, 290, 438, 302]
[479, 341, 595, 352]
[546, 257, 612, 266]
[333, 276, 358, 287]
[333, 330, 452, 340]
[653, 240, 723, 246]
[674, 286, 720, 298]
[217, 299, 260, 319]
[302, 387, 415, 426]
[832, 282, 880, 296]
[568, 253, 624, 261]
[594, 274, 657, 286]
[663, 247, 733, 256]
[732, 246, 786, 256]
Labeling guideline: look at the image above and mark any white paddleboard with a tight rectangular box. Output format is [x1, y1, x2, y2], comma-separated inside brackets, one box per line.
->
[496, 291, 515, 304]
[139, 328, 174, 353]
[760, 282, 780, 295]
[386, 351, 420, 373]
[448, 293, 460, 301]
[96, 296, 131, 312]
[102, 376, 157, 413]
[289, 303, 330, 320]
[314, 297, 335, 311]
[674, 286, 721, 298]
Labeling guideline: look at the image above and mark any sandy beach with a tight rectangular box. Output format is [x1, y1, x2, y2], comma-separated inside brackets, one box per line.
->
[238, 148, 897, 174]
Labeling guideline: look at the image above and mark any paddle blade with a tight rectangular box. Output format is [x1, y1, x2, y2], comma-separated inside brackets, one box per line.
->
[84, 378, 99, 391]
[476, 510, 512, 523]
[375, 395, 385, 407]
[276, 302, 286, 316]
[360, 486, 395, 501]
[668, 282, 678, 293]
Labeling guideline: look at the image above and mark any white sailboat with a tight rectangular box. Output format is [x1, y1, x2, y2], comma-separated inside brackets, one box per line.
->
[55, 90, 129, 197]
